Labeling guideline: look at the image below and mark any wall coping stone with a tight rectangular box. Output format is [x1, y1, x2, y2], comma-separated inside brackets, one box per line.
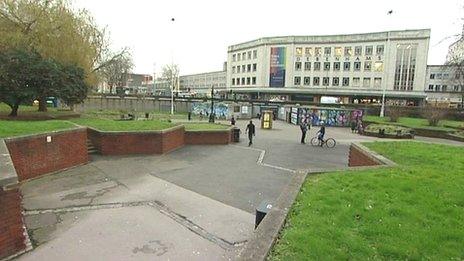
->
[86, 125, 184, 135]
[0, 139, 18, 190]
[184, 126, 233, 133]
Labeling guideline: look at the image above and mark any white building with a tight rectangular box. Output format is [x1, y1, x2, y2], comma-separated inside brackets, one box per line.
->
[227, 29, 430, 105]
[179, 70, 226, 95]
[425, 65, 463, 107]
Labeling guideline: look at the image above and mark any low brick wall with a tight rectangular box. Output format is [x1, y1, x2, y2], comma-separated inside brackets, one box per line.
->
[412, 128, 450, 139]
[348, 144, 382, 167]
[5, 128, 89, 181]
[0, 188, 27, 259]
[88, 126, 185, 155]
[185, 129, 232, 145]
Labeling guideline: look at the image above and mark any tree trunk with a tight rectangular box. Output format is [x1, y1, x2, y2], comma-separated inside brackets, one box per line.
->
[9, 104, 19, 117]
[38, 96, 48, 112]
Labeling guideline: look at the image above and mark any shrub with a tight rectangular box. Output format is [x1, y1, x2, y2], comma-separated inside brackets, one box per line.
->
[386, 106, 403, 122]
[422, 106, 447, 126]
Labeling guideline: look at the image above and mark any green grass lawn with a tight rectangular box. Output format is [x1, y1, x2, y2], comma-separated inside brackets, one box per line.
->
[0, 102, 76, 119]
[364, 115, 462, 131]
[0, 120, 77, 138]
[271, 142, 464, 260]
[183, 123, 230, 131]
[70, 117, 176, 131]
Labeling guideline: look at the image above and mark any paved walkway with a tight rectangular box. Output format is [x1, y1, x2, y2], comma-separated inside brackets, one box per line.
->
[16, 120, 463, 260]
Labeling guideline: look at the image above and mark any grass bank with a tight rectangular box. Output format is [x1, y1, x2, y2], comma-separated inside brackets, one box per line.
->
[271, 141, 464, 260]
[364, 115, 462, 131]
[70, 118, 176, 131]
[0, 120, 76, 138]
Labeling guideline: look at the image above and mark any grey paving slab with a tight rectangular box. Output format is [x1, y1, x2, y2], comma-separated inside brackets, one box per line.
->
[19, 206, 228, 261]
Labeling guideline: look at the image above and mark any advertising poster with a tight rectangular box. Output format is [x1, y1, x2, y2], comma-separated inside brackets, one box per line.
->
[269, 47, 286, 87]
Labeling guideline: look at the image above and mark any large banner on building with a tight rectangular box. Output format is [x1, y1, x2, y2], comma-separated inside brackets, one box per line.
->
[269, 47, 286, 87]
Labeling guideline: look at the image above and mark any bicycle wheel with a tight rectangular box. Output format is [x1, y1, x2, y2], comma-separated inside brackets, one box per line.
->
[325, 138, 336, 148]
[310, 137, 319, 146]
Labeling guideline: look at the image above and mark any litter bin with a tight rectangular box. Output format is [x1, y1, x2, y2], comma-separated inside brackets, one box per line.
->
[232, 127, 240, 142]
[255, 200, 273, 229]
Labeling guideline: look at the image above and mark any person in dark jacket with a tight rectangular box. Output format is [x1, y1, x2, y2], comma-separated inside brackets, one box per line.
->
[317, 124, 326, 147]
[300, 119, 309, 144]
[245, 120, 255, 146]
[231, 116, 236, 125]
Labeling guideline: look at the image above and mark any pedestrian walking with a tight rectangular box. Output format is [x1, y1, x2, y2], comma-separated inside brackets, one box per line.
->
[188, 111, 192, 121]
[231, 116, 236, 126]
[245, 120, 256, 146]
[199, 111, 203, 121]
[300, 119, 309, 144]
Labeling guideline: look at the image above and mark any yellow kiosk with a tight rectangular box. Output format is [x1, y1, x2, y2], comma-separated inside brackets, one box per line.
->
[261, 110, 273, 129]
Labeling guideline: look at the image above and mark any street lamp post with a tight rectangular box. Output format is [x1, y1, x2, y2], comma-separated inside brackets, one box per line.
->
[209, 84, 215, 123]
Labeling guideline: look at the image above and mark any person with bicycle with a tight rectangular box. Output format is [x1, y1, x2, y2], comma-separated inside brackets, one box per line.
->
[317, 124, 326, 147]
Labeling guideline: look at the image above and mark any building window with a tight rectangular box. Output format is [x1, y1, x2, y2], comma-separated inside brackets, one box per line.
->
[248, 51, 252, 60]
[294, 76, 301, 85]
[355, 46, 362, 55]
[247, 64, 251, 72]
[374, 78, 382, 88]
[236, 78, 240, 85]
[324, 47, 331, 56]
[454, 85, 460, 91]
[374, 61, 384, 72]
[365, 46, 373, 55]
[233, 54, 236, 62]
[237, 66, 241, 73]
[242, 65, 246, 72]
[296, 47, 303, 56]
[242, 52, 246, 60]
[394, 44, 417, 91]
[304, 62, 311, 71]
[354, 62, 361, 71]
[435, 85, 440, 91]
[313, 77, 320, 86]
[237, 53, 241, 61]
[315, 47, 322, 56]
[295, 62, 302, 71]
[364, 61, 372, 71]
[247, 77, 251, 85]
[314, 62, 321, 71]
[342, 77, 350, 86]
[344, 47, 353, 56]
[232, 78, 235, 85]
[436, 73, 442, 79]
[323, 77, 329, 86]
[363, 77, 371, 87]
[334, 62, 340, 71]
[252, 77, 256, 85]
[430, 74, 435, 79]
[343, 62, 351, 71]
[304, 77, 311, 85]
[252, 63, 257, 72]
[253, 50, 257, 59]
[332, 77, 339, 86]
[443, 73, 449, 79]
[232, 66, 236, 73]
[428, 84, 434, 90]
[334, 47, 342, 56]
[376, 45, 384, 55]
[305, 47, 313, 56]
[442, 85, 447, 92]
[353, 77, 360, 87]
[323, 62, 330, 71]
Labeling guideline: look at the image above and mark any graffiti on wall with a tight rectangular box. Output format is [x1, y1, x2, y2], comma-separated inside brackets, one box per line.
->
[191, 102, 229, 119]
[298, 108, 363, 127]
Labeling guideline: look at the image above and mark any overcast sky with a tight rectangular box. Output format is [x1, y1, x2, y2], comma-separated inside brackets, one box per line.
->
[73, 0, 463, 76]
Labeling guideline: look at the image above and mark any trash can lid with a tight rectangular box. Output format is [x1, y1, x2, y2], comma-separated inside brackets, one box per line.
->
[256, 200, 273, 213]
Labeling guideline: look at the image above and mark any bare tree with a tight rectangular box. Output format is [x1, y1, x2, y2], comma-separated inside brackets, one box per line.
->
[386, 106, 403, 122]
[99, 50, 133, 94]
[422, 105, 448, 126]
[161, 64, 179, 93]
[444, 24, 464, 108]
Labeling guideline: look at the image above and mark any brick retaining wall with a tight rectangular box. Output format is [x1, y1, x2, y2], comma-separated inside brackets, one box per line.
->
[348, 144, 381, 167]
[185, 129, 232, 145]
[5, 128, 88, 181]
[88, 126, 185, 155]
[0, 188, 27, 259]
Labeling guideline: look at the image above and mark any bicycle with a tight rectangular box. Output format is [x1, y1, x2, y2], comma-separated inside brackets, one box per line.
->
[310, 136, 336, 148]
